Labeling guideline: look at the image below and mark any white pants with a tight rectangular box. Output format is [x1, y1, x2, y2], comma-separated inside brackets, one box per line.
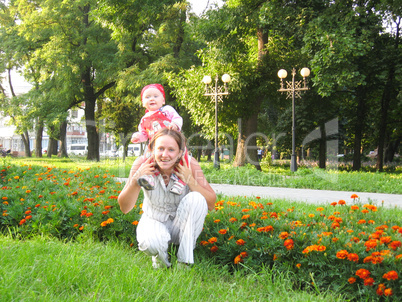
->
[136, 192, 208, 267]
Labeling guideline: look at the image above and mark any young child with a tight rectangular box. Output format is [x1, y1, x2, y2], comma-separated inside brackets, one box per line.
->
[131, 84, 188, 195]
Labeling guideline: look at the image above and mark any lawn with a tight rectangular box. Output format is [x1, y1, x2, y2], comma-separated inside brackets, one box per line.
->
[3, 156, 402, 193]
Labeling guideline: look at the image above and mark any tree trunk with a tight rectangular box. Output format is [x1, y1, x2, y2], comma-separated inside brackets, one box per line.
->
[82, 67, 100, 161]
[35, 121, 44, 158]
[206, 141, 212, 161]
[376, 20, 399, 171]
[173, 8, 185, 58]
[352, 87, 366, 171]
[234, 114, 261, 170]
[233, 27, 267, 170]
[47, 137, 58, 157]
[385, 137, 400, 163]
[59, 120, 68, 157]
[319, 124, 326, 169]
[21, 130, 31, 157]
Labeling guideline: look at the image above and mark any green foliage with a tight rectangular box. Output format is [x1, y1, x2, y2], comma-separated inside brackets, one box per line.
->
[199, 196, 402, 300]
[0, 162, 141, 244]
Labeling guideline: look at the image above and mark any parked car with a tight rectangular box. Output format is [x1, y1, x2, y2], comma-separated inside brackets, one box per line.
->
[117, 144, 142, 157]
[67, 144, 88, 155]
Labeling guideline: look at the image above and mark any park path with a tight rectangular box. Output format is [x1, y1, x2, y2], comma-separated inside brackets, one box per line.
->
[210, 183, 402, 208]
[117, 178, 401, 208]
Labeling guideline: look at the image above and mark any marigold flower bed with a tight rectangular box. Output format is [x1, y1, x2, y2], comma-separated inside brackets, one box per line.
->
[1, 163, 401, 300]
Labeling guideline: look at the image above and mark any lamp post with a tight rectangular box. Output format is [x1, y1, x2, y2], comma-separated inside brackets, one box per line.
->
[277, 67, 310, 172]
[202, 74, 231, 169]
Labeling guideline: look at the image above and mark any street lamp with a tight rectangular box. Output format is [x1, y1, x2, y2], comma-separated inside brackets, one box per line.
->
[278, 67, 310, 172]
[203, 74, 231, 169]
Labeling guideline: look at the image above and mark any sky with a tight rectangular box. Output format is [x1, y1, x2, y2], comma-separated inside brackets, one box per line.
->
[189, 0, 224, 15]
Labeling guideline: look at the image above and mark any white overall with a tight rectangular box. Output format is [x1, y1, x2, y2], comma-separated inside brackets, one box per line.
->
[136, 171, 208, 268]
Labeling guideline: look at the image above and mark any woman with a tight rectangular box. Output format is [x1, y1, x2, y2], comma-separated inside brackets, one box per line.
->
[118, 128, 216, 268]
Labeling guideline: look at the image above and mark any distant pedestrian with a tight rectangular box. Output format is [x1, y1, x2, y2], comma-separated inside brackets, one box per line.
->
[257, 148, 263, 161]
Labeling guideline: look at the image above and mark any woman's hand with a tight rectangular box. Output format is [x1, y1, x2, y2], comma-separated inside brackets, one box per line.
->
[118, 155, 155, 214]
[132, 155, 156, 181]
[175, 159, 192, 184]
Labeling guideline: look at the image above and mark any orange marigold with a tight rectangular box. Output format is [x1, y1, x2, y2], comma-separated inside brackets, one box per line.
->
[218, 229, 227, 235]
[229, 217, 237, 223]
[376, 284, 386, 296]
[380, 236, 392, 244]
[384, 288, 393, 297]
[234, 255, 243, 264]
[240, 251, 248, 258]
[336, 250, 349, 259]
[347, 253, 359, 263]
[279, 232, 289, 239]
[210, 246, 218, 253]
[208, 237, 217, 244]
[356, 268, 370, 279]
[364, 239, 378, 251]
[351, 194, 359, 199]
[338, 200, 346, 205]
[351, 205, 359, 210]
[236, 239, 246, 246]
[388, 240, 402, 250]
[364, 277, 375, 286]
[348, 277, 356, 284]
[383, 271, 398, 281]
[284, 239, 294, 250]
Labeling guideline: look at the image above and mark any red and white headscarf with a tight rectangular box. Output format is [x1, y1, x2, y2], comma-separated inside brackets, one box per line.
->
[141, 84, 165, 100]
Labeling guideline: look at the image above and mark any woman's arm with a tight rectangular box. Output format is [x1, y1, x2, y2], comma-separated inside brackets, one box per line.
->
[176, 159, 216, 211]
[118, 156, 155, 214]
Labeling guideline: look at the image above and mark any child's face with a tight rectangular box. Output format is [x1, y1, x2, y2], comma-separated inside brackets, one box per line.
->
[142, 87, 165, 111]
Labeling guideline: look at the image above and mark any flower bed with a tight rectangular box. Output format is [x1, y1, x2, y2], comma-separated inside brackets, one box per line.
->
[1, 163, 401, 300]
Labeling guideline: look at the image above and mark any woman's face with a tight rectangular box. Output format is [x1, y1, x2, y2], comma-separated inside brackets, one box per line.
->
[153, 135, 183, 171]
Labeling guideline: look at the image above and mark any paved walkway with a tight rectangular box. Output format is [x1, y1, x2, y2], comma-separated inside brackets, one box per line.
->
[117, 178, 401, 208]
[210, 183, 402, 208]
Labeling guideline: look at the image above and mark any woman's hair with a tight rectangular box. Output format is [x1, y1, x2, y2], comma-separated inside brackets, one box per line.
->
[149, 128, 186, 152]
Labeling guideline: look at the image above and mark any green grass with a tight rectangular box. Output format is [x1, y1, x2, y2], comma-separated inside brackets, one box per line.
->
[0, 235, 345, 302]
[4, 156, 401, 194]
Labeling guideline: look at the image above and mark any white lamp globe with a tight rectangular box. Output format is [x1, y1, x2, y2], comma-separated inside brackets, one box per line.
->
[202, 75, 212, 85]
[300, 67, 310, 78]
[277, 69, 288, 79]
[221, 74, 231, 83]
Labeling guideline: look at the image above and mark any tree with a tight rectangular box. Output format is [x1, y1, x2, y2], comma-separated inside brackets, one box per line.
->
[303, 0, 400, 170]
[8, 0, 183, 161]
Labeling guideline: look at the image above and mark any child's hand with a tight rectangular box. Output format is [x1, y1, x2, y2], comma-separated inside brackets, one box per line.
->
[131, 133, 140, 143]
[168, 123, 179, 131]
